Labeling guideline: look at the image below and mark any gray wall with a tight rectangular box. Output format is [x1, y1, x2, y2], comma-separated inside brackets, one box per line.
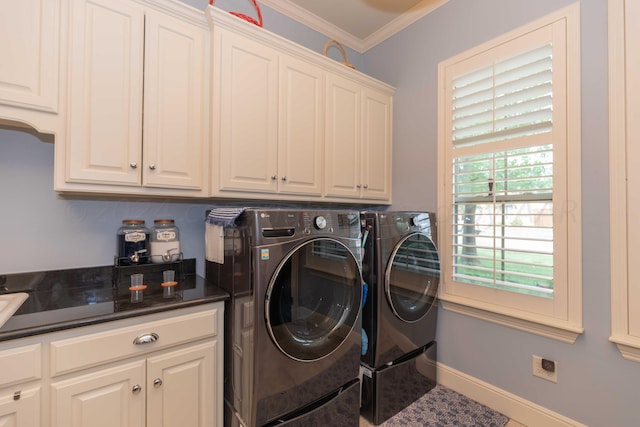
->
[0, 127, 212, 275]
[363, 0, 638, 426]
[1, 0, 637, 425]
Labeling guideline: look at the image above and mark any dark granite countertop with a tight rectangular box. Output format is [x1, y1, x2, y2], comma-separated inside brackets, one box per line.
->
[0, 259, 228, 342]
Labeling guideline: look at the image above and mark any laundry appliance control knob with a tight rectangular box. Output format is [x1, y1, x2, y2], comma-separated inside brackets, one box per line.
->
[314, 216, 327, 230]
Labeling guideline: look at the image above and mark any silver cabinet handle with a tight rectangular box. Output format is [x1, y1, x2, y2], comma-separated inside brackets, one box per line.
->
[133, 332, 159, 345]
[153, 378, 163, 388]
[363, 184, 369, 189]
[149, 164, 156, 170]
[356, 184, 362, 188]
[130, 162, 138, 169]
[281, 176, 287, 181]
[132, 384, 142, 394]
[271, 175, 277, 180]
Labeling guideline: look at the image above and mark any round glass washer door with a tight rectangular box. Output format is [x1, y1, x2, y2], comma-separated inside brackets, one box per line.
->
[265, 238, 361, 362]
[385, 232, 440, 323]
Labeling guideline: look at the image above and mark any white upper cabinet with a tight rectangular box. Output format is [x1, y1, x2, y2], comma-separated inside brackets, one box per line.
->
[214, 29, 279, 194]
[324, 74, 392, 201]
[213, 27, 324, 197]
[59, 0, 209, 196]
[277, 55, 324, 196]
[324, 74, 361, 199]
[208, 6, 394, 204]
[142, 10, 207, 190]
[361, 87, 393, 201]
[66, 0, 144, 186]
[0, 0, 64, 132]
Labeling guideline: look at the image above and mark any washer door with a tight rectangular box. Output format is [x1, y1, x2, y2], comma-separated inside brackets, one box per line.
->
[385, 233, 440, 322]
[265, 238, 361, 361]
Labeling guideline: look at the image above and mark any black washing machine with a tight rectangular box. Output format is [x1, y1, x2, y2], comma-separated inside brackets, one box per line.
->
[360, 211, 440, 425]
[206, 209, 363, 427]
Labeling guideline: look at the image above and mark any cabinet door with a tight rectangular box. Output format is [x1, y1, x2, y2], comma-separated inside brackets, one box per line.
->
[215, 29, 278, 193]
[361, 88, 392, 201]
[143, 10, 207, 190]
[66, 0, 144, 185]
[0, 387, 41, 427]
[324, 73, 361, 198]
[278, 56, 324, 196]
[51, 361, 146, 427]
[0, 0, 59, 113]
[146, 343, 216, 427]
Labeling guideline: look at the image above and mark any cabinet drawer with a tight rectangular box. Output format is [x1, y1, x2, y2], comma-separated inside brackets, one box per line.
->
[0, 343, 41, 387]
[50, 307, 218, 377]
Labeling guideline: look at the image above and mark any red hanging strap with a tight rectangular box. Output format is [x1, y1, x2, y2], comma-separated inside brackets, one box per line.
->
[209, 0, 263, 27]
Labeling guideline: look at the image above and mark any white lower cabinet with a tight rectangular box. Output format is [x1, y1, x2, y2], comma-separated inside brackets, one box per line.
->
[52, 361, 146, 427]
[146, 343, 215, 427]
[0, 386, 41, 427]
[51, 343, 215, 427]
[0, 303, 223, 427]
[0, 343, 42, 427]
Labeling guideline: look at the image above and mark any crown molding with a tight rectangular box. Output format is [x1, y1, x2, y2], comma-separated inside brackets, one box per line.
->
[258, 0, 449, 54]
[362, 0, 450, 52]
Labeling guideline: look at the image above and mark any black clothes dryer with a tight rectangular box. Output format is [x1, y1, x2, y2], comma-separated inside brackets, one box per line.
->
[360, 211, 440, 425]
[206, 209, 363, 427]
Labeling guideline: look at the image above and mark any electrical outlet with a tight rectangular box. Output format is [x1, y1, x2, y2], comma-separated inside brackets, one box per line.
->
[532, 355, 557, 383]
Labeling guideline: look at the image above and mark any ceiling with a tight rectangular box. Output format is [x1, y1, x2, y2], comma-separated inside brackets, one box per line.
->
[258, 0, 450, 53]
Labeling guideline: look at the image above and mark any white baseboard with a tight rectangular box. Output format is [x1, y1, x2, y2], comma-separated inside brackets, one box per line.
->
[437, 363, 587, 427]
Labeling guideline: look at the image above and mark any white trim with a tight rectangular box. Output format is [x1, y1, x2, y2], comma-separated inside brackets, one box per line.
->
[608, 0, 640, 362]
[609, 337, 640, 363]
[258, 0, 449, 53]
[437, 2, 582, 338]
[437, 363, 588, 427]
[440, 299, 582, 343]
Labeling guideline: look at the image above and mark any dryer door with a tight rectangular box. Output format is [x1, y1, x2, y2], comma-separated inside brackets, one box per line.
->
[385, 232, 440, 322]
[265, 238, 361, 361]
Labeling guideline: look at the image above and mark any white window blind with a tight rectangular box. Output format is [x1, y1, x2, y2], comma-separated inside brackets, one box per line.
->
[452, 44, 553, 148]
[450, 43, 555, 298]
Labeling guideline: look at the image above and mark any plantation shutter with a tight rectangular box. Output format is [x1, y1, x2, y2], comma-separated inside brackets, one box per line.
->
[452, 44, 553, 148]
[450, 43, 555, 297]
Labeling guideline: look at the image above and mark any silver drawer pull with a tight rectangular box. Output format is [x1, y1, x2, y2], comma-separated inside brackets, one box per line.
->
[153, 378, 163, 388]
[133, 332, 159, 345]
[132, 384, 142, 394]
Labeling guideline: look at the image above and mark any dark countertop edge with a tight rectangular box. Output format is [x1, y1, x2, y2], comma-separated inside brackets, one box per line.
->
[0, 290, 229, 343]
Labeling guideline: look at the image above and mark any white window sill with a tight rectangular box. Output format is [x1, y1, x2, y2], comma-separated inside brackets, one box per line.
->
[440, 297, 583, 343]
[609, 335, 640, 363]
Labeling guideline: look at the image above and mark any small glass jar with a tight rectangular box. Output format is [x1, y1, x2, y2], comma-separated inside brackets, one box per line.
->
[117, 220, 150, 265]
[150, 219, 181, 263]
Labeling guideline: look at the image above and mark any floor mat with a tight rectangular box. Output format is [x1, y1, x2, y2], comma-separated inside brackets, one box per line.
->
[360, 385, 509, 427]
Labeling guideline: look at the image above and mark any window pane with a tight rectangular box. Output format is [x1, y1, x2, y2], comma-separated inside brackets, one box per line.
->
[455, 145, 553, 199]
[452, 201, 553, 298]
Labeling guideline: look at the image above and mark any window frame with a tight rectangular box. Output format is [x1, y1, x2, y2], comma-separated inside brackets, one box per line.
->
[437, 3, 582, 342]
[609, 0, 640, 362]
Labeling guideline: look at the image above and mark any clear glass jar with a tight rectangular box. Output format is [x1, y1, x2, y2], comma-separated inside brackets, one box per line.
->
[117, 220, 150, 265]
[150, 219, 181, 263]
